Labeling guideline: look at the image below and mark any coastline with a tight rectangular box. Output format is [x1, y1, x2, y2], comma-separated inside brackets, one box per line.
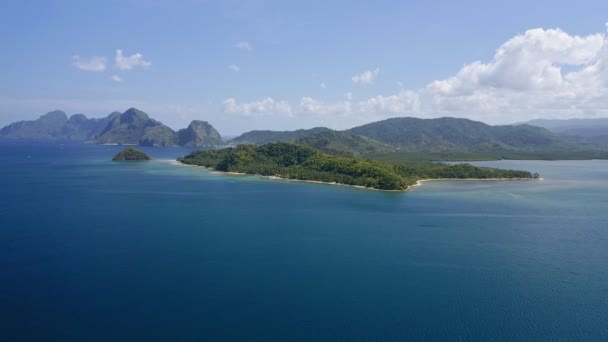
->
[409, 177, 543, 190]
[175, 160, 541, 192]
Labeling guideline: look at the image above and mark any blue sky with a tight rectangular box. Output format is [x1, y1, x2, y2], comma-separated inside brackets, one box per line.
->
[1, 0, 608, 135]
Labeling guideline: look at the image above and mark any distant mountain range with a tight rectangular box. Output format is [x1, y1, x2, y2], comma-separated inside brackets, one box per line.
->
[3, 110, 608, 155]
[229, 127, 332, 145]
[518, 118, 608, 137]
[349, 117, 578, 152]
[229, 117, 592, 154]
[516, 118, 608, 150]
[0, 108, 222, 147]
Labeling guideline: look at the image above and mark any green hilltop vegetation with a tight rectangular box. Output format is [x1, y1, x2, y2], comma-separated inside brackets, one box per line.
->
[349, 117, 578, 152]
[229, 127, 331, 145]
[112, 147, 151, 161]
[228, 116, 608, 161]
[292, 130, 391, 156]
[178, 142, 537, 191]
[230, 128, 392, 156]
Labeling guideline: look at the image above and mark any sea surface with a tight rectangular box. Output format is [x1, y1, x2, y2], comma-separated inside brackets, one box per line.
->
[1, 141, 607, 341]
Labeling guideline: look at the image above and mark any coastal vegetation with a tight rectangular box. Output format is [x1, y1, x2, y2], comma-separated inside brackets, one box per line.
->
[178, 142, 538, 190]
[112, 147, 151, 161]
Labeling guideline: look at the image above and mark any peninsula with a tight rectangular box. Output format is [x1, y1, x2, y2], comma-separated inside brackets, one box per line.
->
[178, 142, 538, 191]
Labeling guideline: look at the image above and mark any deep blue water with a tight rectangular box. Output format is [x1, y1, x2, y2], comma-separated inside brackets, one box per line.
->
[1, 141, 607, 341]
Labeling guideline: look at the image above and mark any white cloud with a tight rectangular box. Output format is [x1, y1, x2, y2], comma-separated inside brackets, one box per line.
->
[222, 92, 418, 122]
[221, 25, 608, 125]
[299, 97, 352, 117]
[229, 64, 240, 72]
[115, 49, 152, 70]
[358, 90, 420, 115]
[72, 55, 107, 72]
[425, 26, 608, 122]
[235, 41, 252, 51]
[352, 68, 380, 85]
[111, 75, 124, 83]
[320, 82, 326, 89]
[223, 97, 292, 117]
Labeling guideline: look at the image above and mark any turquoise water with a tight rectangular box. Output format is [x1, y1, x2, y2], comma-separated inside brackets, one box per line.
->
[1, 141, 607, 341]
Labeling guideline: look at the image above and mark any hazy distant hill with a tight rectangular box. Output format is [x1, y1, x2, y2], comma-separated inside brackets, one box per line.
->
[0, 110, 121, 141]
[1, 110, 69, 140]
[177, 120, 223, 147]
[62, 112, 121, 140]
[350, 117, 577, 152]
[0, 108, 223, 147]
[293, 130, 391, 155]
[230, 127, 390, 155]
[520, 118, 608, 137]
[229, 127, 331, 145]
[95, 108, 172, 145]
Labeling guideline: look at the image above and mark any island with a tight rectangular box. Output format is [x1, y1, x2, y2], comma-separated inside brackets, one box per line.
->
[178, 142, 538, 191]
[112, 147, 151, 161]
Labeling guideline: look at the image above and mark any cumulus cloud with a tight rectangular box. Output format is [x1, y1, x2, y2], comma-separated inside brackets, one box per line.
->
[425, 26, 608, 121]
[222, 92, 418, 121]
[229, 64, 240, 72]
[352, 68, 380, 85]
[299, 97, 352, 117]
[72, 55, 107, 71]
[223, 97, 292, 117]
[111, 75, 123, 83]
[235, 41, 252, 51]
[358, 90, 420, 115]
[115, 49, 151, 70]
[222, 24, 608, 125]
[320, 82, 327, 89]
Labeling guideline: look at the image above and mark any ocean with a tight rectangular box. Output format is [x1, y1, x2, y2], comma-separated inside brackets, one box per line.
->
[1, 141, 607, 341]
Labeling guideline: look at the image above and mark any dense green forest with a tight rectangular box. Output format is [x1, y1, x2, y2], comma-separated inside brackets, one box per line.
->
[349, 117, 578, 152]
[179, 142, 538, 191]
[229, 127, 331, 145]
[292, 130, 391, 155]
[112, 147, 151, 161]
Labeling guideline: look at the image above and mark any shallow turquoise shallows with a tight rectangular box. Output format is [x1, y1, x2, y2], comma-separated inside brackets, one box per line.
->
[1, 141, 607, 341]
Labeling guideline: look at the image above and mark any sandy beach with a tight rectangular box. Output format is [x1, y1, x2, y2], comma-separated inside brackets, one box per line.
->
[176, 160, 540, 192]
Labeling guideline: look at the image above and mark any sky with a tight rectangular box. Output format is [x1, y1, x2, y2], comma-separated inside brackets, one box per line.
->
[1, 0, 608, 135]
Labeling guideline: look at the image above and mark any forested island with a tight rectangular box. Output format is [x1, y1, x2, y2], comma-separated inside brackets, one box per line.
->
[112, 147, 151, 161]
[178, 142, 538, 191]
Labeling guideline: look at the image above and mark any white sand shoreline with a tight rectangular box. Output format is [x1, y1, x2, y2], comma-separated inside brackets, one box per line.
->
[176, 160, 541, 192]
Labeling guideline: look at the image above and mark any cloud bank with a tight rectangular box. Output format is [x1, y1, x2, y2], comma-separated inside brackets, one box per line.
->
[115, 49, 152, 70]
[224, 25, 608, 124]
[72, 55, 107, 71]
